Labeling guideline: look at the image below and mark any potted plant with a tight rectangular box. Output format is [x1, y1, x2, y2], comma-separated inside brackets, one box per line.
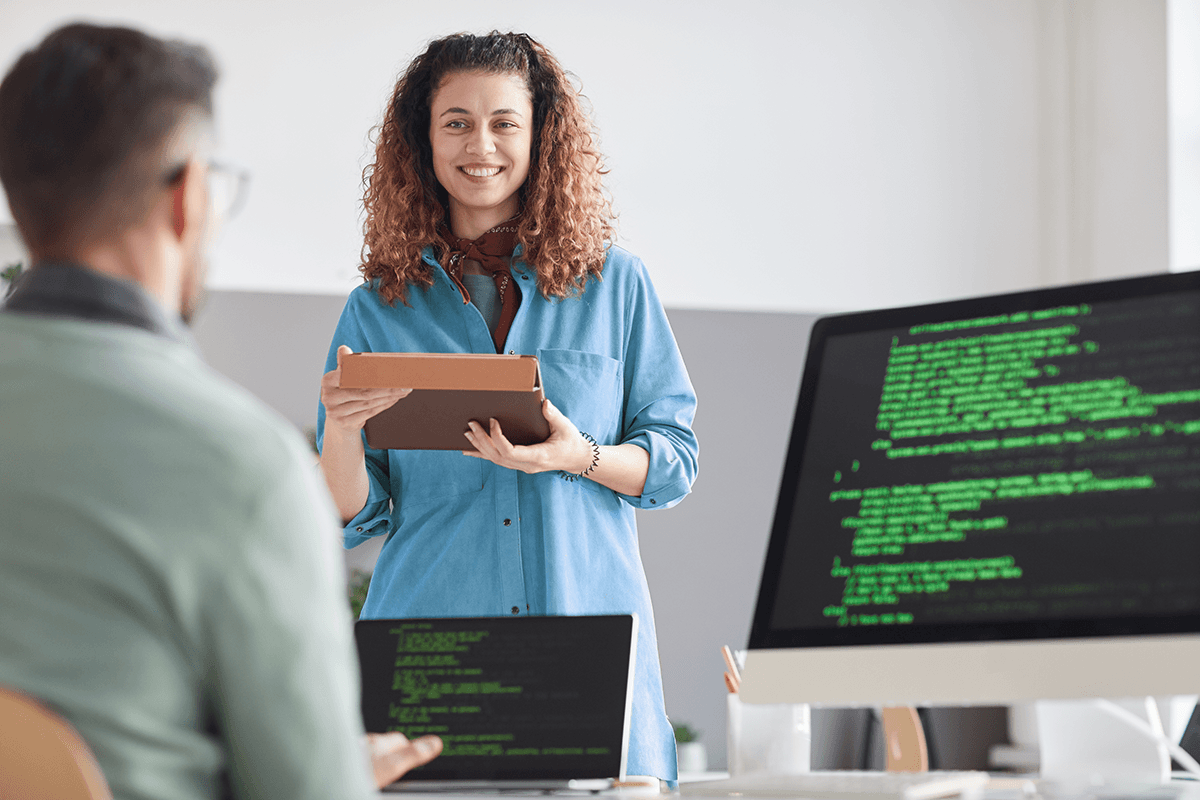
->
[673, 722, 707, 774]
[348, 568, 371, 620]
[1, 261, 25, 300]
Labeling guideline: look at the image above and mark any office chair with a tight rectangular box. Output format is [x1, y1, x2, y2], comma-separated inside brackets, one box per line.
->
[0, 686, 112, 800]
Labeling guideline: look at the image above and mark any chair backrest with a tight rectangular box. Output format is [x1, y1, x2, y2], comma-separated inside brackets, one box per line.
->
[881, 705, 930, 773]
[0, 686, 112, 800]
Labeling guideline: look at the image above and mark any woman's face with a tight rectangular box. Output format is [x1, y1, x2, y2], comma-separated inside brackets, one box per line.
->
[429, 70, 533, 234]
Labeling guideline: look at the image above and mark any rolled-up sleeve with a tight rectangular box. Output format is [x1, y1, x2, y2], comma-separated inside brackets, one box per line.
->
[616, 258, 699, 510]
[338, 455, 391, 547]
[316, 292, 394, 547]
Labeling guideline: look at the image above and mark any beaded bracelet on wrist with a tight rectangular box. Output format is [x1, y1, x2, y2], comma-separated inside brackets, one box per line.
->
[561, 431, 600, 482]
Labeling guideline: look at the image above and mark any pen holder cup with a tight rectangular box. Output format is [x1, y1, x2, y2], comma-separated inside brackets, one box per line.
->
[726, 693, 811, 776]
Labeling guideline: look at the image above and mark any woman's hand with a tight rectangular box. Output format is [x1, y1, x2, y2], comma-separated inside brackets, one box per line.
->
[462, 399, 593, 475]
[463, 399, 650, 494]
[318, 344, 410, 522]
[366, 732, 442, 788]
[321, 345, 411, 436]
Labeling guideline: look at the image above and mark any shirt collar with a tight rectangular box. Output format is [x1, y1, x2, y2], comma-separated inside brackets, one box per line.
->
[2, 262, 191, 344]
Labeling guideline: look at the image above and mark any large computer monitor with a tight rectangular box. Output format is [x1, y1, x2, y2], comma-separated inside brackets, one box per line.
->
[739, 270, 1200, 707]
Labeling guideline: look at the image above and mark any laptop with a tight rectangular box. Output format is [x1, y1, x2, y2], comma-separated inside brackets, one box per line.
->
[355, 613, 638, 792]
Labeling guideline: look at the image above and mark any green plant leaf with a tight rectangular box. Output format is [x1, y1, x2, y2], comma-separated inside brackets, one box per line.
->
[672, 722, 699, 743]
[348, 568, 371, 620]
[1, 262, 25, 295]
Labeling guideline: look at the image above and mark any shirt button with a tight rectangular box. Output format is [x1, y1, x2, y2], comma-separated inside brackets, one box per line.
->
[355, 526, 364, 532]
[649, 499, 657, 505]
[508, 350, 515, 355]
[520, 274, 528, 280]
[511, 606, 520, 615]
[503, 518, 511, 526]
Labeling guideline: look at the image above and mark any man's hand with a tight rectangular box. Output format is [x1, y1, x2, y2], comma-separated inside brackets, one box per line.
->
[367, 732, 442, 788]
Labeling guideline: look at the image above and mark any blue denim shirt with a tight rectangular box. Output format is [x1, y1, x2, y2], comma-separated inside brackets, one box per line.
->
[318, 245, 698, 780]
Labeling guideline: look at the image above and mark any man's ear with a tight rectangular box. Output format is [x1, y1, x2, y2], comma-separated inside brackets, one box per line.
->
[169, 157, 207, 243]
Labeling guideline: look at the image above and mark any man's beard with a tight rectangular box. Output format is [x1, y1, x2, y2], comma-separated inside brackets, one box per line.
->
[179, 252, 208, 326]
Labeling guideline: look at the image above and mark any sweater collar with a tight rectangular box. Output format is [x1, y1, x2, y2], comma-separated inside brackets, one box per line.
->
[3, 262, 191, 344]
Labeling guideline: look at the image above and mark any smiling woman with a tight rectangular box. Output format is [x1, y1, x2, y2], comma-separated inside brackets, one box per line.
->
[315, 32, 699, 783]
[429, 71, 532, 240]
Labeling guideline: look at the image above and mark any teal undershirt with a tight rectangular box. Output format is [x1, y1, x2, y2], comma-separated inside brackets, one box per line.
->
[462, 273, 501, 334]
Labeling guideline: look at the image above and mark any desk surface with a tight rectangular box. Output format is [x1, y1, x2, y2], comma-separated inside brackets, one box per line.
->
[374, 775, 1200, 800]
[375, 786, 664, 799]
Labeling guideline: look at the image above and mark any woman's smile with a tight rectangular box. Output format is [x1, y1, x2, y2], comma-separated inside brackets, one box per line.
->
[460, 164, 504, 179]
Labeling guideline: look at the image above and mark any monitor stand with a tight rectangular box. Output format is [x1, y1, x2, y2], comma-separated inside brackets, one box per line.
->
[1036, 696, 1198, 788]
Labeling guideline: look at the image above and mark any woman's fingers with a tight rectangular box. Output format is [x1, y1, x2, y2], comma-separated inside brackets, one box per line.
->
[321, 346, 410, 429]
[464, 419, 527, 468]
[323, 386, 410, 433]
[488, 418, 517, 456]
[463, 416, 582, 475]
[542, 398, 565, 422]
[541, 399, 578, 437]
[328, 390, 409, 414]
[326, 396, 407, 424]
[463, 419, 501, 459]
[461, 402, 591, 475]
[320, 344, 354, 392]
[322, 379, 409, 404]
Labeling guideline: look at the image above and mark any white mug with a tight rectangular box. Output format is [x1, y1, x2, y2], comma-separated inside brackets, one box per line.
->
[727, 693, 811, 776]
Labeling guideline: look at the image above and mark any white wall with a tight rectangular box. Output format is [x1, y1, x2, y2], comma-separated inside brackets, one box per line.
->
[1038, 0, 1169, 285]
[1171, 0, 1200, 271]
[0, 1, 1177, 312]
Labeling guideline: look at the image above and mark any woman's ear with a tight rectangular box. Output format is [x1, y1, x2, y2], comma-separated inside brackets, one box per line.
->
[169, 157, 207, 243]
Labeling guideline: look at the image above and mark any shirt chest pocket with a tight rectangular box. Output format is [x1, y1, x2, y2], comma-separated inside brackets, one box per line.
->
[536, 348, 624, 445]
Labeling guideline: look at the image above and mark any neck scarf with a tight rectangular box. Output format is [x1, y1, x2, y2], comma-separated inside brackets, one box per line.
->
[439, 219, 522, 353]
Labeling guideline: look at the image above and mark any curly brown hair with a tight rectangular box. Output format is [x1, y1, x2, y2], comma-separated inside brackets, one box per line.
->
[361, 31, 616, 305]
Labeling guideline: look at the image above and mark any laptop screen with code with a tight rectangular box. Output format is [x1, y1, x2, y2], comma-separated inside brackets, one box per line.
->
[356, 614, 636, 781]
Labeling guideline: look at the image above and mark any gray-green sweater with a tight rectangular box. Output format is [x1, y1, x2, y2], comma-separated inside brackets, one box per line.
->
[0, 266, 375, 800]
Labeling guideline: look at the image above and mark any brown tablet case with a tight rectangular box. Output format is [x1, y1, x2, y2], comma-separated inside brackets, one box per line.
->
[339, 352, 550, 451]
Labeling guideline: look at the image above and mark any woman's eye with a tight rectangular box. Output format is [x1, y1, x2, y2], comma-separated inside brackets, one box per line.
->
[447, 120, 467, 129]
[495, 121, 516, 129]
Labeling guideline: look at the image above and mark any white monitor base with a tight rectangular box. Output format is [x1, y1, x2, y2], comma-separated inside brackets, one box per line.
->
[1036, 697, 1198, 788]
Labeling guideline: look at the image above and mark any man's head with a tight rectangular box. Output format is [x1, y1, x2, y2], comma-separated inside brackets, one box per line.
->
[0, 23, 218, 319]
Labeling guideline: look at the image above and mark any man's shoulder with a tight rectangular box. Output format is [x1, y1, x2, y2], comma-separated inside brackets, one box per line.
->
[133, 341, 309, 491]
[2, 314, 307, 498]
